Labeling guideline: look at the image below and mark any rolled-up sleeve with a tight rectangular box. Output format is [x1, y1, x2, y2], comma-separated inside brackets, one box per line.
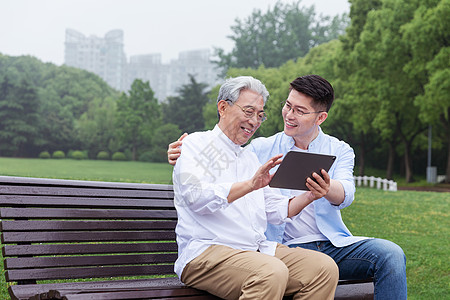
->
[263, 186, 289, 225]
[330, 144, 355, 210]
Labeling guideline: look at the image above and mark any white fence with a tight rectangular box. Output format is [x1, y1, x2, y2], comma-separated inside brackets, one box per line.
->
[354, 176, 397, 192]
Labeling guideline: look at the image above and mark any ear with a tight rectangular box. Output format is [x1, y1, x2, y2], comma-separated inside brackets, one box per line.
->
[316, 111, 328, 126]
[217, 100, 228, 119]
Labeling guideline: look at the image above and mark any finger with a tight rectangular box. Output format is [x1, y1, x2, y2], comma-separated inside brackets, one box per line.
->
[321, 169, 331, 183]
[178, 132, 188, 141]
[311, 172, 325, 185]
[168, 140, 182, 151]
[168, 152, 181, 161]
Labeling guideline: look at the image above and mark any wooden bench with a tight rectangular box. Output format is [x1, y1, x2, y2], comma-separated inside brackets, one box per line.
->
[0, 176, 374, 300]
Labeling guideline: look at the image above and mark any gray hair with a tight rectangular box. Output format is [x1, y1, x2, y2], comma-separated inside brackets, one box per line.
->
[216, 76, 269, 119]
[217, 76, 269, 104]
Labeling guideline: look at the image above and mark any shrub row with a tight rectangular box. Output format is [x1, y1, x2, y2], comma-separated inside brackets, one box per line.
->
[38, 151, 128, 161]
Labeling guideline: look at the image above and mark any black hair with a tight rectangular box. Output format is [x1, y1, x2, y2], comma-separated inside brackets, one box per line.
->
[289, 75, 334, 112]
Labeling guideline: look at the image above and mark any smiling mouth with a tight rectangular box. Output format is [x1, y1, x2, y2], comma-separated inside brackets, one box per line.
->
[285, 121, 297, 127]
[242, 127, 253, 135]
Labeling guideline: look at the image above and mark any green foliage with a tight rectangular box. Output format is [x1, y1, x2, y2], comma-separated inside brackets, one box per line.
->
[76, 97, 117, 157]
[115, 79, 161, 161]
[145, 123, 182, 162]
[162, 75, 210, 134]
[52, 150, 65, 159]
[215, 1, 349, 70]
[0, 54, 118, 157]
[96, 151, 110, 160]
[70, 150, 84, 160]
[112, 152, 127, 161]
[38, 151, 50, 159]
[0, 75, 40, 157]
[203, 84, 222, 130]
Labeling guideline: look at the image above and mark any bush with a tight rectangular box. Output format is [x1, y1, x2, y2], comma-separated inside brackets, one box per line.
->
[71, 150, 84, 160]
[52, 150, 65, 159]
[38, 151, 51, 159]
[96, 151, 110, 160]
[139, 148, 167, 163]
[112, 152, 127, 161]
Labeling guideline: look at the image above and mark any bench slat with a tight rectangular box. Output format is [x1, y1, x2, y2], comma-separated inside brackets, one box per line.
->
[1, 220, 177, 231]
[3, 242, 177, 256]
[0, 176, 173, 190]
[60, 288, 220, 300]
[6, 264, 175, 281]
[0, 207, 177, 219]
[0, 186, 174, 198]
[5, 253, 177, 269]
[2, 230, 176, 243]
[7, 277, 214, 300]
[0, 195, 175, 208]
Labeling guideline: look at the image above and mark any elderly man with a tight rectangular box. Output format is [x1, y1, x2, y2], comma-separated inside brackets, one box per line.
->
[173, 76, 338, 300]
[169, 75, 407, 299]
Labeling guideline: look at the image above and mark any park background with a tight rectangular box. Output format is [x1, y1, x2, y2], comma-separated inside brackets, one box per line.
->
[0, 0, 449, 298]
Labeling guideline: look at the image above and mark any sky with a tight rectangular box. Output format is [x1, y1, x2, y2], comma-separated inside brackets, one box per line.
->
[1, 0, 350, 66]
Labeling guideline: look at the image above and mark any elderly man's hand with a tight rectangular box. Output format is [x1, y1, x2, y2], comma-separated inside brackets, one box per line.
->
[249, 154, 283, 191]
[167, 133, 188, 165]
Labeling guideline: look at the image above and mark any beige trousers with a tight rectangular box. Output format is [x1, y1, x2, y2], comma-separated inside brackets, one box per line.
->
[181, 243, 338, 300]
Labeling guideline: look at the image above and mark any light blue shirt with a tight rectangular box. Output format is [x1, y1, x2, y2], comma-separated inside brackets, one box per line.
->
[248, 127, 368, 247]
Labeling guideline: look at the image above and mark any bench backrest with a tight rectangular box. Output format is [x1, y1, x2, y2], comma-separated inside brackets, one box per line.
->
[0, 176, 177, 284]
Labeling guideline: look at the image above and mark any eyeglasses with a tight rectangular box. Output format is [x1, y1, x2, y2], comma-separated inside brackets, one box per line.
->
[281, 100, 324, 117]
[227, 100, 267, 123]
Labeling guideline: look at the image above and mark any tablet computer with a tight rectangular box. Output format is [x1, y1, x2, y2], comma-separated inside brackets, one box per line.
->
[269, 151, 336, 190]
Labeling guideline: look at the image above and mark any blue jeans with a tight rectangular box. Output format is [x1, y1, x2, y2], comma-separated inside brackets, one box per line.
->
[289, 239, 407, 300]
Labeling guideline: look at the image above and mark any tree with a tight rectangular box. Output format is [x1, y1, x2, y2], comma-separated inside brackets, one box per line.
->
[162, 75, 209, 133]
[401, 0, 450, 182]
[0, 76, 40, 157]
[76, 97, 117, 157]
[115, 79, 161, 161]
[147, 124, 182, 162]
[215, 1, 349, 71]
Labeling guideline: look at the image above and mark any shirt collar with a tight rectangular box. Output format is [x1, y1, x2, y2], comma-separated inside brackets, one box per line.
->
[284, 126, 324, 152]
[212, 125, 243, 156]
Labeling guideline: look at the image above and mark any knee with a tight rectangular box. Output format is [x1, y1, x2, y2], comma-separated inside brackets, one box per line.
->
[374, 239, 406, 273]
[253, 259, 289, 285]
[318, 253, 339, 282]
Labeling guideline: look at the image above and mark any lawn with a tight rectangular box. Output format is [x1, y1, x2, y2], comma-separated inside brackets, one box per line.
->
[0, 157, 173, 184]
[0, 157, 448, 299]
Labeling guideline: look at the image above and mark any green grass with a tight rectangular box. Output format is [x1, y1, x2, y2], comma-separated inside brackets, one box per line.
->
[343, 188, 449, 299]
[0, 157, 448, 299]
[0, 157, 173, 184]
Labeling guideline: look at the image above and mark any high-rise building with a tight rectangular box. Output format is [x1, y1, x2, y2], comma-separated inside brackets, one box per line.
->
[64, 29, 222, 99]
[127, 49, 222, 101]
[64, 29, 127, 91]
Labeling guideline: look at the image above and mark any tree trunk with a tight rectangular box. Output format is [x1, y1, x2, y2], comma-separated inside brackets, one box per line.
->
[404, 140, 414, 183]
[386, 141, 395, 180]
[132, 144, 137, 161]
[358, 133, 366, 176]
[446, 131, 450, 183]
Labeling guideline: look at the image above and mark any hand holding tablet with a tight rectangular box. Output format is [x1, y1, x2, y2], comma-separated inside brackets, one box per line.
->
[269, 151, 336, 191]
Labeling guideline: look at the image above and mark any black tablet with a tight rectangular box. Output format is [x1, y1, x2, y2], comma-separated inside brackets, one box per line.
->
[269, 151, 336, 190]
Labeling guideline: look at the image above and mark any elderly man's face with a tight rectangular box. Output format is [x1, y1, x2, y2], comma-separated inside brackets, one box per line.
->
[218, 89, 265, 145]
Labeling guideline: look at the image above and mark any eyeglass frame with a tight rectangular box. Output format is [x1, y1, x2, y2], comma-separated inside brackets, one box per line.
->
[225, 99, 267, 123]
[281, 100, 325, 117]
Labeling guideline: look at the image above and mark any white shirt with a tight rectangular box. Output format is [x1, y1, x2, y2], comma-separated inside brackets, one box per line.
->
[283, 147, 328, 245]
[173, 125, 289, 277]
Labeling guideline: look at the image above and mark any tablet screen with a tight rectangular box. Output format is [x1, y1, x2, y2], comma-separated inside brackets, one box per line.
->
[269, 151, 336, 190]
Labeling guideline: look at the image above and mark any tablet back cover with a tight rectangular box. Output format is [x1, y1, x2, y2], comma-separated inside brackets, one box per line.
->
[269, 151, 336, 190]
